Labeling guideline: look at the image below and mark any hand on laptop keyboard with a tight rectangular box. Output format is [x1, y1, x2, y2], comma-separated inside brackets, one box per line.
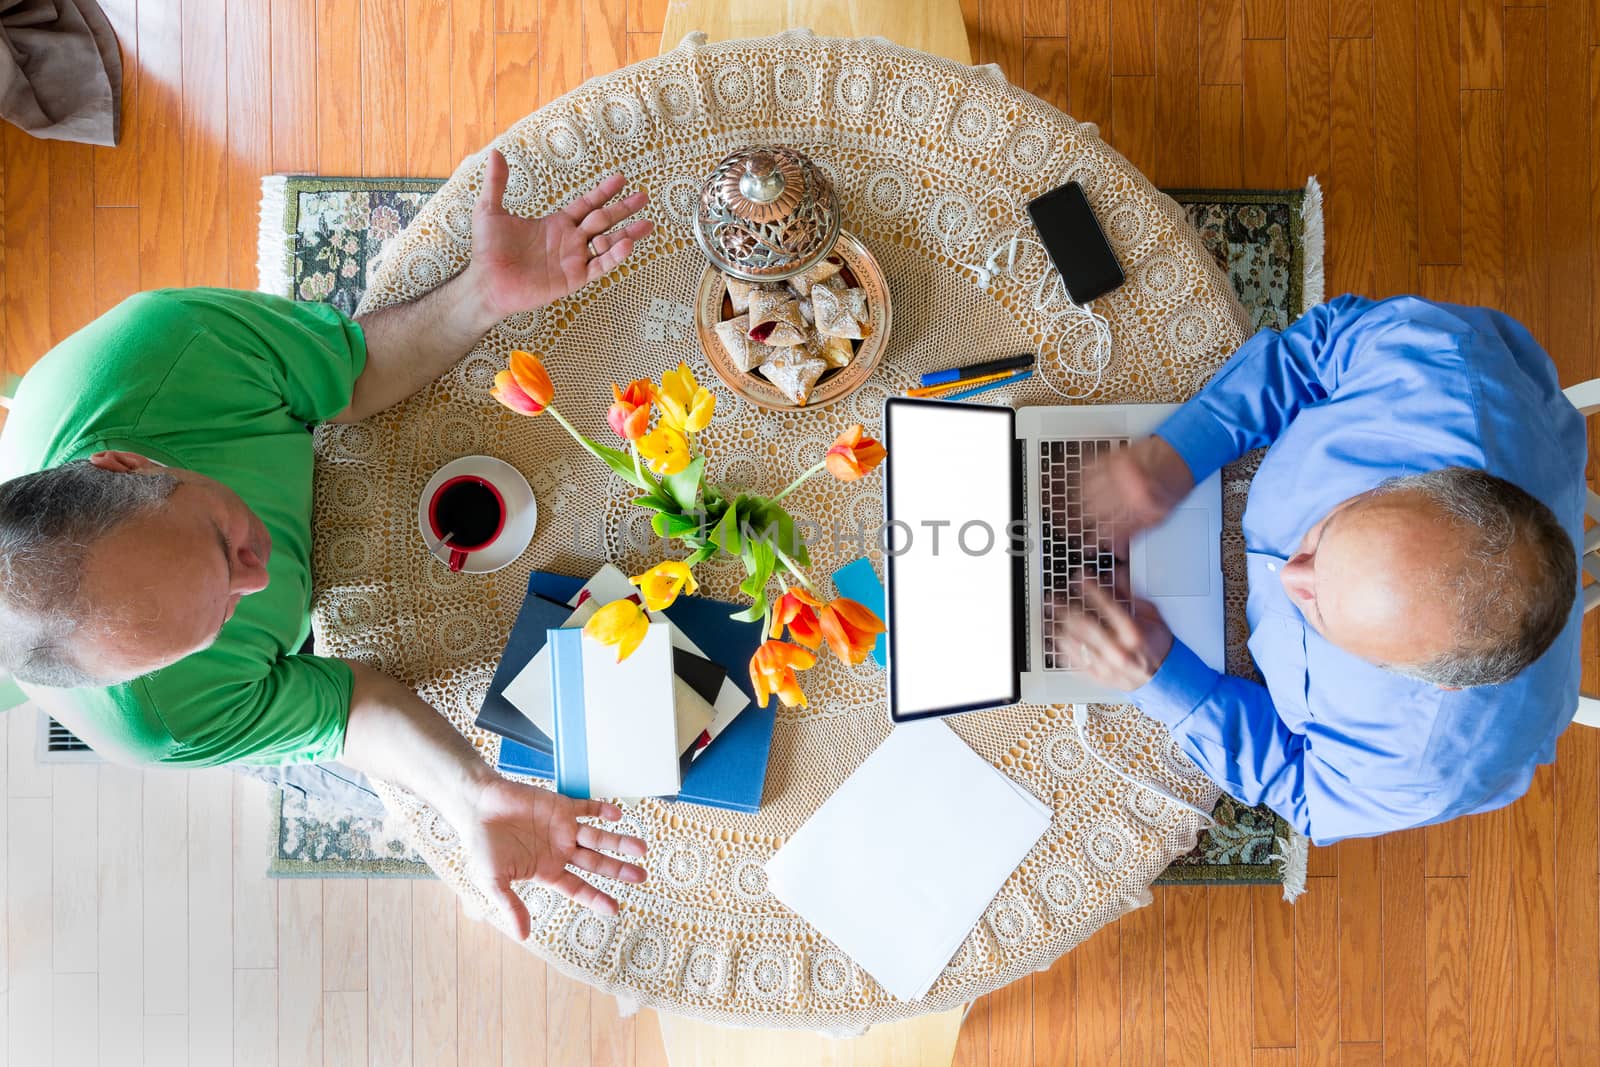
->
[1051, 581, 1174, 691]
[1080, 435, 1196, 557]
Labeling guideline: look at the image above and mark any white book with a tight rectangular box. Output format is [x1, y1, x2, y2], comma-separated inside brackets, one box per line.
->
[764, 720, 1051, 1001]
[549, 622, 681, 800]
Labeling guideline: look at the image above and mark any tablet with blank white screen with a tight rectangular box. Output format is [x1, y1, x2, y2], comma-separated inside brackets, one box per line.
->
[883, 399, 1020, 720]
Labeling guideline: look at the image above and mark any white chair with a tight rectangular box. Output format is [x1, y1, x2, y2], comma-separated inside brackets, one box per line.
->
[1563, 379, 1600, 727]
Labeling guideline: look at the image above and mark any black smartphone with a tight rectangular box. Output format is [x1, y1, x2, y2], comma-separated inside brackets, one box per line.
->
[1024, 181, 1126, 305]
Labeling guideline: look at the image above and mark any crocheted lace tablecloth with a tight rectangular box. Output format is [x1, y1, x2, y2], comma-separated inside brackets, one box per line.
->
[316, 30, 1250, 1032]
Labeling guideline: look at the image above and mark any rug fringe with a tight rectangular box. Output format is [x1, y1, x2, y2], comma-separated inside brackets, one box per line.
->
[1300, 174, 1326, 307]
[1272, 830, 1310, 902]
[257, 175, 292, 298]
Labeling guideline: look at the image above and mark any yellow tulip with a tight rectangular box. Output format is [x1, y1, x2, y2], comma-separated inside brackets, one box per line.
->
[629, 561, 699, 612]
[657, 362, 716, 433]
[583, 599, 650, 662]
[637, 424, 691, 475]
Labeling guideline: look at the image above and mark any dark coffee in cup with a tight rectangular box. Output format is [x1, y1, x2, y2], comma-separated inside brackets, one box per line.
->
[428, 474, 507, 571]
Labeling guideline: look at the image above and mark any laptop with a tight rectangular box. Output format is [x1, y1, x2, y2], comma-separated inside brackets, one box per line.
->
[882, 397, 1225, 721]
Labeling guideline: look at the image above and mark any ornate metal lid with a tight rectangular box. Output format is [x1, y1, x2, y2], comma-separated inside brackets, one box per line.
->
[693, 146, 841, 282]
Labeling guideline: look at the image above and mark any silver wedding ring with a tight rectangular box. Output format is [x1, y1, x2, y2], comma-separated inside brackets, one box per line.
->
[587, 238, 600, 258]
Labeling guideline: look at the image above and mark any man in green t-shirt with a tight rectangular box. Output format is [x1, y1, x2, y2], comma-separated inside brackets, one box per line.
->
[0, 150, 653, 929]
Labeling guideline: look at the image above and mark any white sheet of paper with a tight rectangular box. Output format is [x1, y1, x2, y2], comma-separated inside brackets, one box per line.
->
[763, 720, 1051, 1001]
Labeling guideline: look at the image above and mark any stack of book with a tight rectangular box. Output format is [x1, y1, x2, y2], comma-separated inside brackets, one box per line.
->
[475, 565, 774, 812]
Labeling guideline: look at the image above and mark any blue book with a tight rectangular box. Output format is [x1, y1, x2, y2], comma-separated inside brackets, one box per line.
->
[498, 570, 774, 813]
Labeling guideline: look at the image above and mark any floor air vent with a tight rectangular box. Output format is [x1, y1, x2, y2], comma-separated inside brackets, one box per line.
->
[36, 712, 100, 764]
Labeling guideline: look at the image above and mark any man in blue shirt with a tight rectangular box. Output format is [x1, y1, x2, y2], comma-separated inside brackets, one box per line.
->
[1061, 294, 1584, 844]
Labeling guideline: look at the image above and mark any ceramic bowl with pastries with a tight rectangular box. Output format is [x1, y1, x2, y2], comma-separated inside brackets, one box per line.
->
[691, 146, 891, 409]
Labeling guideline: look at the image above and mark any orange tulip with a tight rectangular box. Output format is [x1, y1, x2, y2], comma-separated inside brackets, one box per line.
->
[824, 424, 886, 481]
[817, 596, 886, 666]
[769, 588, 823, 650]
[607, 379, 656, 441]
[491, 350, 554, 416]
[749, 640, 817, 708]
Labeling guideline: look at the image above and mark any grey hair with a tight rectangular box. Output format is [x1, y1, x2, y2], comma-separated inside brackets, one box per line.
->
[1371, 467, 1576, 688]
[0, 460, 180, 687]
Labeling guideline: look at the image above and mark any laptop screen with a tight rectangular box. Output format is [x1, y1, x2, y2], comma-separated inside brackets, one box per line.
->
[883, 399, 1020, 719]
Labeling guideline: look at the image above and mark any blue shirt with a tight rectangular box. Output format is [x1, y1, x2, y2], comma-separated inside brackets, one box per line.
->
[1132, 294, 1586, 844]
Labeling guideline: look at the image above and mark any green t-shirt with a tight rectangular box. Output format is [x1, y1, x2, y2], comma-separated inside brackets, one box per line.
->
[0, 288, 367, 766]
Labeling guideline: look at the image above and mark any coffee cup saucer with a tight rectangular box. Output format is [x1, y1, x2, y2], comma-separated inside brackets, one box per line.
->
[416, 455, 536, 574]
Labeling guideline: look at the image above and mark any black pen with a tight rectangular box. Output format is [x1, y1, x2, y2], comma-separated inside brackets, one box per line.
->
[918, 353, 1036, 388]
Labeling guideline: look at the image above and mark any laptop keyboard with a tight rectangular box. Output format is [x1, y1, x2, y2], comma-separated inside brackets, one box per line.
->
[1039, 437, 1131, 671]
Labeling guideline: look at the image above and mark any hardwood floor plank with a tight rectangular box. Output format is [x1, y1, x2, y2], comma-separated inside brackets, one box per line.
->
[1416, 0, 1464, 263]
[187, 770, 234, 1066]
[1067, 0, 1114, 141]
[93, 0, 139, 206]
[1372, 0, 1419, 295]
[1379, 830, 1428, 1067]
[1033, 951, 1076, 1067]
[1458, 89, 1506, 306]
[1508, 766, 1557, 1067]
[414, 881, 460, 1066]
[501, 937, 549, 1067]
[628, 32, 657, 63]
[1198, 0, 1244, 83]
[452, 0, 499, 160]
[142, 772, 188, 1017]
[1554, 725, 1600, 1062]
[1425, 818, 1470, 878]
[367, 881, 414, 1065]
[1501, 8, 1547, 339]
[52, 972, 97, 1067]
[180, 0, 230, 289]
[1341, 1042, 1384, 1067]
[1113, 0, 1157, 74]
[1120, 898, 1163, 1066]
[316, 0, 362, 174]
[131, 0, 183, 286]
[228, 0, 274, 290]
[495, 33, 542, 132]
[8, 798, 52, 1066]
[1074, 922, 1122, 1066]
[47, 142, 97, 345]
[1285, 0, 1331, 186]
[987, 973, 1033, 1067]
[1243, 0, 1285, 38]
[1296, 878, 1340, 1067]
[1331, 0, 1373, 38]
[279, 879, 325, 1067]
[1467, 806, 1516, 1067]
[584, 0, 628, 80]
[636, 1009, 670, 1067]
[549, 967, 594, 1067]
[235, 969, 279, 1067]
[322, 881, 369, 992]
[1307, 844, 1339, 879]
[270, 0, 319, 172]
[1022, 36, 1069, 113]
[1251, 883, 1295, 1048]
[1426, 878, 1470, 1067]
[1160, 886, 1208, 1067]
[50, 766, 96, 974]
[143, 1014, 187, 1065]
[1460, 0, 1504, 88]
[1253, 1050, 1296, 1067]
[1241, 37, 1291, 187]
[231, 776, 278, 971]
[501, 0, 539, 33]
[97, 764, 144, 1061]
[405, 0, 456, 176]
[1207, 885, 1253, 1066]
[953, 991, 990, 1067]
[541, 0, 585, 103]
[1336, 837, 1382, 1043]
[1153, 0, 1201, 187]
[2, 126, 51, 378]
[1550, 0, 1593, 385]
[361, 0, 409, 175]
[323, 990, 367, 1067]
[1196, 84, 1244, 187]
[1025, 0, 1067, 36]
[982, 0, 1024, 83]
[1327, 36, 1376, 297]
[1109, 76, 1157, 179]
[458, 907, 505, 1067]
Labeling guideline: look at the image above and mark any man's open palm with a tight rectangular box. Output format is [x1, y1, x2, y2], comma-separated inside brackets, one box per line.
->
[471, 147, 655, 319]
[460, 777, 648, 939]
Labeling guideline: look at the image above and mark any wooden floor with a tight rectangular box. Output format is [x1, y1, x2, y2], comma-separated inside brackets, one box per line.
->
[2, 0, 1598, 1064]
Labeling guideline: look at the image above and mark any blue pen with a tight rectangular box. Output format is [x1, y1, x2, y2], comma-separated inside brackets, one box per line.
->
[918, 353, 1035, 388]
[936, 369, 1033, 403]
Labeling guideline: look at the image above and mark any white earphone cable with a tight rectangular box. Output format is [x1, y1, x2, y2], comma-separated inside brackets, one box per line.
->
[1068, 702, 1218, 827]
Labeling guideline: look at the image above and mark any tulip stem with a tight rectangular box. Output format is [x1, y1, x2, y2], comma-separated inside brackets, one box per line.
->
[772, 459, 827, 503]
[773, 547, 817, 594]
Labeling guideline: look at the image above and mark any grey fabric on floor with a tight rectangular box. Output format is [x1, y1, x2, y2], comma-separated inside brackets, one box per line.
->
[233, 759, 388, 819]
[1, 0, 122, 145]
